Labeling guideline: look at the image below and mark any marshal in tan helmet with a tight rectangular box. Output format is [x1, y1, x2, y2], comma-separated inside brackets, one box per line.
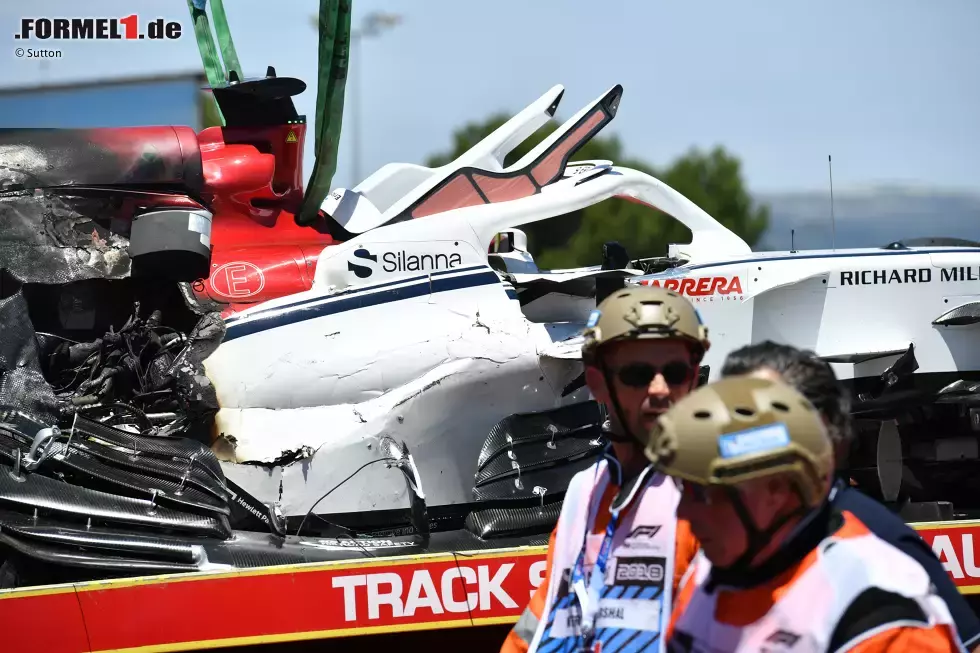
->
[581, 285, 710, 364]
[644, 375, 834, 507]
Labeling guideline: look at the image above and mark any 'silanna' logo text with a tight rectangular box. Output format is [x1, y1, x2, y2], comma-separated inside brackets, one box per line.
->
[347, 247, 463, 279]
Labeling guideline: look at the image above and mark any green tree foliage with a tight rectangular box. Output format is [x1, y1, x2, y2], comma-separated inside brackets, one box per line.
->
[425, 115, 770, 269]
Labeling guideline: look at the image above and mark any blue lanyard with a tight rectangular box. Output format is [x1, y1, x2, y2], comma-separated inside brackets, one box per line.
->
[571, 508, 619, 584]
[570, 506, 620, 637]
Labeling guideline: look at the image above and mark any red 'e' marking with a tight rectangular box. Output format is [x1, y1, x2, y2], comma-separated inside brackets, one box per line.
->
[209, 261, 266, 299]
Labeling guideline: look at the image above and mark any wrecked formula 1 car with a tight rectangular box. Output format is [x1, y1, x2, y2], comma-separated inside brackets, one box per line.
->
[2, 72, 979, 589]
[0, 78, 648, 588]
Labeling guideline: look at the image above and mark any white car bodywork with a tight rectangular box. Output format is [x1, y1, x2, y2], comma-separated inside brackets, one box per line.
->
[633, 247, 980, 386]
[200, 82, 980, 518]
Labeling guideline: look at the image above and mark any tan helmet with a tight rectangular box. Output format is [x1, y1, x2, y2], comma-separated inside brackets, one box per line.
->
[644, 375, 834, 507]
[581, 286, 710, 364]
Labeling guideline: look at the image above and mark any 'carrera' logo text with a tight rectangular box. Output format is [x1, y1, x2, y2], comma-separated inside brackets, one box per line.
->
[640, 276, 743, 299]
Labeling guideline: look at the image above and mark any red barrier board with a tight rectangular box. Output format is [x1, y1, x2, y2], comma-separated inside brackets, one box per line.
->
[2, 521, 980, 652]
[0, 547, 548, 653]
[912, 520, 980, 594]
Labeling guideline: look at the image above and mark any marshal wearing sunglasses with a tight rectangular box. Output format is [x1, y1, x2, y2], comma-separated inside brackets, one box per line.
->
[502, 285, 711, 653]
[614, 360, 695, 389]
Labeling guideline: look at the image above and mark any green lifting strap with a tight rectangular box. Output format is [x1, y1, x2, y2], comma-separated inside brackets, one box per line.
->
[185, 0, 225, 89]
[186, 0, 226, 126]
[296, 0, 352, 226]
[209, 0, 242, 82]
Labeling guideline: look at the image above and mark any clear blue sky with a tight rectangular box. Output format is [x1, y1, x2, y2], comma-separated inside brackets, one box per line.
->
[1, 0, 976, 194]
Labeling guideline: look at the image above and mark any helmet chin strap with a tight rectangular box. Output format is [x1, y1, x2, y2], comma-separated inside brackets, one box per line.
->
[719, 487, 809, 575]
[598, 359, 639, 444]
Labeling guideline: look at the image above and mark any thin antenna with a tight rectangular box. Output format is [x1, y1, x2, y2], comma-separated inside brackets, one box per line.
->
[828, 155, 837, 251]
[791, 229, 796, 253]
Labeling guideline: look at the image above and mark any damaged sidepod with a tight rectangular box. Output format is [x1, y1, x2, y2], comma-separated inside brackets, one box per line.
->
[201, 84, 644, 521]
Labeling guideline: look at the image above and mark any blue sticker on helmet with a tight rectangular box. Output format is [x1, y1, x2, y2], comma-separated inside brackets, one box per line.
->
[586, 309, 602, 328]
[718, 423, 791, 459]
[694, 308, 704, 325]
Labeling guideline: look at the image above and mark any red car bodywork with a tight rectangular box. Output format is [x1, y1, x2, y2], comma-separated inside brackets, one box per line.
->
[193, 121, 337, 317]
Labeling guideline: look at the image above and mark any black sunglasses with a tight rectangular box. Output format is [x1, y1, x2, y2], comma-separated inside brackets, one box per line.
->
[614, 361, 693, 388]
